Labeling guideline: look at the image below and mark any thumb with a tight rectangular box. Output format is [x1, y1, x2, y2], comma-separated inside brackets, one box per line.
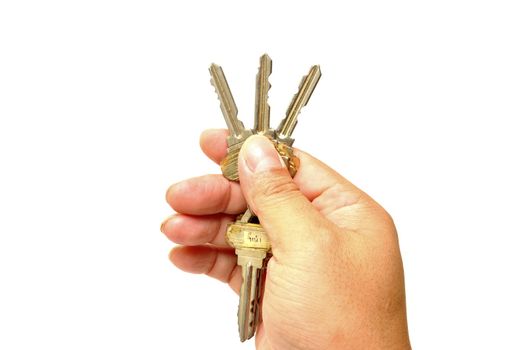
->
[238, 135, 326, 252]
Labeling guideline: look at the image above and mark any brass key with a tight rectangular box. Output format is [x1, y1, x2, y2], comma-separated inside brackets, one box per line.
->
[253, 54, 274, 138]
[209, 63, 253, 181]
[276, 65, 321, 146]
[226, 209, 271, 342]
[275, 65, 321, 176]
[226, 54, 274, 342]
[208, 54, 321, 343]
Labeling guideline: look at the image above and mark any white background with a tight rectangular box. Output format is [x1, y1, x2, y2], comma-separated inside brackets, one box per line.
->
[1, 1, 526, 349]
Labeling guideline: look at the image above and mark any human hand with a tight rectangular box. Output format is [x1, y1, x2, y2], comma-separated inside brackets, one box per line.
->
[162, 130, 411, 349]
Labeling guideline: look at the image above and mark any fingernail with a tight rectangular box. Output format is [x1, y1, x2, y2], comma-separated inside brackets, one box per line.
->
[160, 215, 175, 234]
[240, 135, 285, 173]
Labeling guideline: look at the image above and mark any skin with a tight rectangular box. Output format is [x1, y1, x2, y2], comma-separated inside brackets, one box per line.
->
[161, 130, 411, 349]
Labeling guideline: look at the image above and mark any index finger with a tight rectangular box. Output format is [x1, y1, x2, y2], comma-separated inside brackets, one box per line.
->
[199, 129, 367, 202]
[200, 129, 228, 165]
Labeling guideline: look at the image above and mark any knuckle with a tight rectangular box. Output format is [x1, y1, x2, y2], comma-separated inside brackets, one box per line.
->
[372, 204, 396, 229]
[383, 210, 395, 227]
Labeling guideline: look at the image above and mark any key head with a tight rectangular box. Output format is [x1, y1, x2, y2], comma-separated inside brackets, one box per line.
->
[220, 141, 244, 181]
[226, 221, 272, 251]
[220, 139, 300, 181]
[273, 140, 300, 178]
[221, 136, 299, 181]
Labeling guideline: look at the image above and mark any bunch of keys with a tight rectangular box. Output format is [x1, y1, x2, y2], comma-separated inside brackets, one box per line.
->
[209, 54, 321, 342]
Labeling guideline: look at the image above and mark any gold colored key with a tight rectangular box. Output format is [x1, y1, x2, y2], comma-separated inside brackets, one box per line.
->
[218, 54, 274, 180]
[253, 54, 274, 138]
[209, 63, 253, 181]
[226, 209, 271, 342]
[208, 54, 321, 343]
[274, 64, 321, 174]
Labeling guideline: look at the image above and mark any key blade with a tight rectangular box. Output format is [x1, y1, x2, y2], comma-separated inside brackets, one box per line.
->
[236, 249, 268, 342]
[254, 54, 272, 133]
[209, 63, 244, 137]
[277, 65, 322, 141]
[246, 265, 263, 340]
[238, 264, 251, 342]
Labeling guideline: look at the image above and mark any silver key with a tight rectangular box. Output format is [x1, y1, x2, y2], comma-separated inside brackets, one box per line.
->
[229, 54, 275, 340]
[226, 209, 271, 342]
[276, 65, 322, 147]
[253, 54, 274, 137]
[233, 52, 275, 339]
[209, 56, 322, 342]
[209, 63, 245, 139]
[209, 63, 253, 180]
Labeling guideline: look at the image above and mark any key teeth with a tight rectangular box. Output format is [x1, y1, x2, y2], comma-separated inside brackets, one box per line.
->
[210, 63, 247, 137]
[277, 64, 322, 139]
[209, 79, 220, 99]
[210, 79, 233, 114]
[208, 71, 221, 102]
[254, 54, 273, 134]
[209, 75, 225, 105]
[214, 56, 321, 343]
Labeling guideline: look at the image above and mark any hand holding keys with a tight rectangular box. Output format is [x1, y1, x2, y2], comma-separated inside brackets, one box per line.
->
[209, 54, 321, 341]
[164, 57, 410, 347]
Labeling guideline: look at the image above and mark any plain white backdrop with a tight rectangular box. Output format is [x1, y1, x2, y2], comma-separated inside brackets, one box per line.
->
[1, 1, 526, 349]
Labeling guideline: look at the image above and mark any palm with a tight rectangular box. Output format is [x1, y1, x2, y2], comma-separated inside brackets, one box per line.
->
[254, 182, 395, 349]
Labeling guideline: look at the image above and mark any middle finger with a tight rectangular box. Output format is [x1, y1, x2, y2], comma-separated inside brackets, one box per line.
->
[161, 213, 235, 247]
